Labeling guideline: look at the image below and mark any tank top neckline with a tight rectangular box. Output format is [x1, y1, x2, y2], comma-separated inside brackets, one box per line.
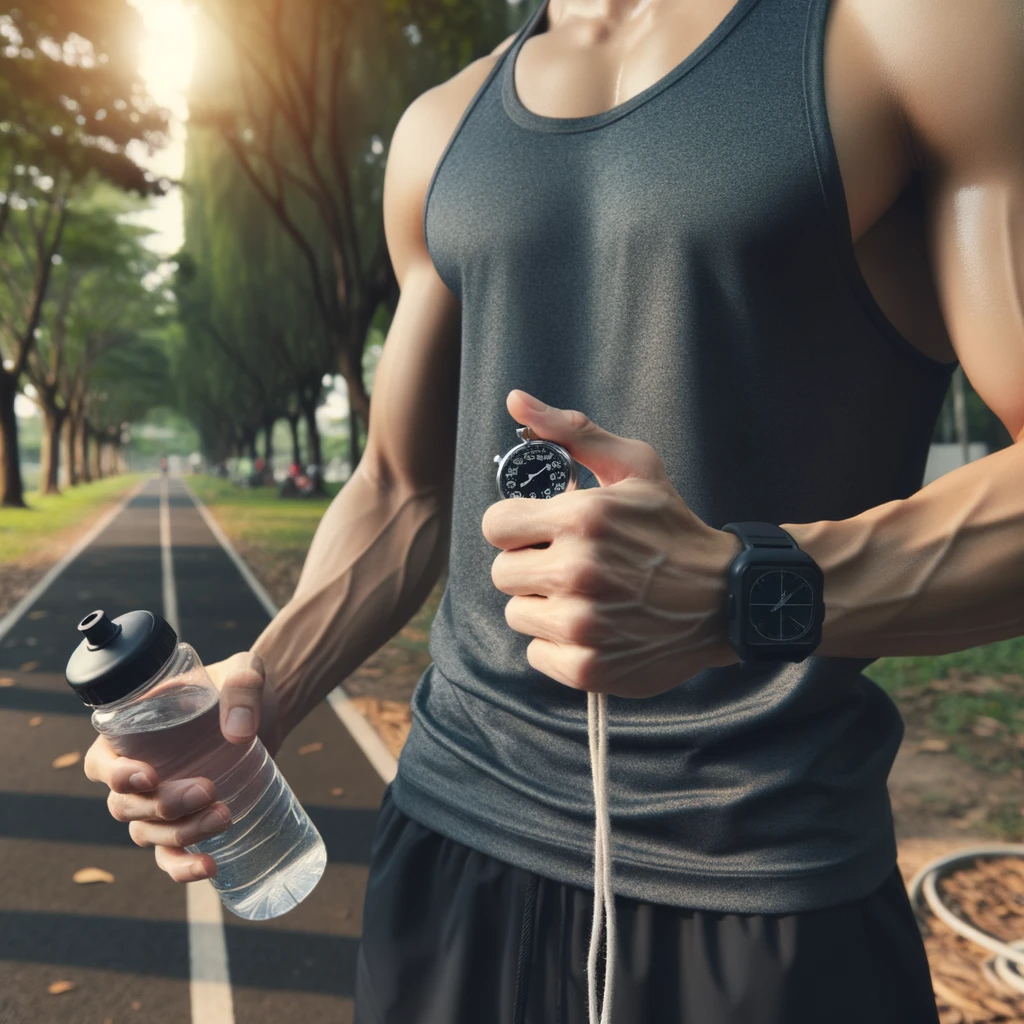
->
[501, 0, 765, 134]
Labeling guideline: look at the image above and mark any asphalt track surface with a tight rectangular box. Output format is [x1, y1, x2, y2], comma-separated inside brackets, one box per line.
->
[0, 477, 389, 1024]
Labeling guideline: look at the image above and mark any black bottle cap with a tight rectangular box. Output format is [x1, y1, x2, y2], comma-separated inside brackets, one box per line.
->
[65, 610, 178, 707]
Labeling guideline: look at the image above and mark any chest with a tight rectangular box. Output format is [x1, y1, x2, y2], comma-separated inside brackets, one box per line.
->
[474, 0, 955, 365]
[511, 0, 912, 240]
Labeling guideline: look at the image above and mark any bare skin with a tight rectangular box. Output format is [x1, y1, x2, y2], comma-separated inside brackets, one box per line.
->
[85, 0, 1024, 881]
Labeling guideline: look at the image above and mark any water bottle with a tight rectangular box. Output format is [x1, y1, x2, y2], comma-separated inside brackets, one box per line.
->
[65, 608, 328, 920]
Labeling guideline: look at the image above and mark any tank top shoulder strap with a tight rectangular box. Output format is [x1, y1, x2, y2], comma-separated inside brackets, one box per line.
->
[422, 4, 547, 247]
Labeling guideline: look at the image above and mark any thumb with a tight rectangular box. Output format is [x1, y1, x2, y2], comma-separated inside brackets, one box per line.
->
[210, 651, 266, 744]
[506, 389, 668, 489]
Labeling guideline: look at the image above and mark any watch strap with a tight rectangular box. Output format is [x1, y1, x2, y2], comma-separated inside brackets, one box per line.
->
[720, 521, 798, 552]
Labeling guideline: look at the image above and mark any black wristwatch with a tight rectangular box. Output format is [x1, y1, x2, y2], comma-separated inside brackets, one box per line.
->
[721, 522, 825, 664]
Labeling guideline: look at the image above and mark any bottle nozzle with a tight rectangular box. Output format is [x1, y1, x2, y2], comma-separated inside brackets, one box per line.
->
[78, 610, 122, 650]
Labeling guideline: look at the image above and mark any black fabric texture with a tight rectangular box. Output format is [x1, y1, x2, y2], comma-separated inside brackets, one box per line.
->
[354, 787, 941, 1023]
[390, 0, 958, 913]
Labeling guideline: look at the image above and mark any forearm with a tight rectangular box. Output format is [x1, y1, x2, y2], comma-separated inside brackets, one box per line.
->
[252, 465, 452, 737]
[781, 439, 1024, 658]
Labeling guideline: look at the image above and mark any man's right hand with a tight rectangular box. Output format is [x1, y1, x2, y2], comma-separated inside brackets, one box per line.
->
[83, 651, 281, 883]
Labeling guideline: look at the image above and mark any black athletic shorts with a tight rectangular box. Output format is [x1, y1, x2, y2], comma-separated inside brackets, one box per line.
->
[354, 784, 940, 1024]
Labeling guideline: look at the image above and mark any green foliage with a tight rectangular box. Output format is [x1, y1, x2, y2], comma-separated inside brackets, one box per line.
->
[0, 1, 167, 194]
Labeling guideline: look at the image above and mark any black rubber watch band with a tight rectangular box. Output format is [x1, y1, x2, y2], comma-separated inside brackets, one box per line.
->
[720, 522, 798, 551]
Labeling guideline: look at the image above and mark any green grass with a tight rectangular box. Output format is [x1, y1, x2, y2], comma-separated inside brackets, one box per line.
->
[865, 639, 1024, 695]
[186, 475, 342, 562]
[0, 474, 145, 564]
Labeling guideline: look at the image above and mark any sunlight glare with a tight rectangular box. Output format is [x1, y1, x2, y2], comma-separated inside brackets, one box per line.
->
[132, 0, 197, 119]
[126, 0, 198, 256]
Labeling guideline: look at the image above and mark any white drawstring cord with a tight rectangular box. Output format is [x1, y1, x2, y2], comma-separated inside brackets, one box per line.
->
[587, 690, 616, 1024]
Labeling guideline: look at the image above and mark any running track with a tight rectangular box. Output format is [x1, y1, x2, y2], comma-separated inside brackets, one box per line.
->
[0, 476, 395, 1024]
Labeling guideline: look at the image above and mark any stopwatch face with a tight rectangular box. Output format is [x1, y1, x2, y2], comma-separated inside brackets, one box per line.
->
[499, 442, 570, 499]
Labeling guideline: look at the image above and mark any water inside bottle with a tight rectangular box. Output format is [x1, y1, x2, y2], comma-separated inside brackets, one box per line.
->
[106, 686, 327, 920]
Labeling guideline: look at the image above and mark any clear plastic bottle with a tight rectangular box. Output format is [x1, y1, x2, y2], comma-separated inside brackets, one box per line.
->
[66, 610, 327, 921]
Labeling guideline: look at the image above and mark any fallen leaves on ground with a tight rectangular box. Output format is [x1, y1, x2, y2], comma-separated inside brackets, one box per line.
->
[73, 867, 115, 884]
[347, 696, 412, 760]
[52, 751, 82, 769]
[971, 716, 1006, 738]
[18, 660, 40, 672]
[28, 715, 41, 727]
[47, 980, 75, 995]
[330, 787, 345, 796]
[0, 677, 14, 687]
[919, 738, 952, 753]
[28, 609, 47, 620]
[902, 850, 1024, 1022]
[298, 742, 323, 755]
[130, 1000, 142, 1010]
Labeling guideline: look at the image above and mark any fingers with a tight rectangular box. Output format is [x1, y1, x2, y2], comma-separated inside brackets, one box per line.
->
[106, 777, 217, 825]
[154, 845, 218, 883]
[216, 651, 266, 744]
[128, 801, 232, 850]
[84, 735, 157, 795]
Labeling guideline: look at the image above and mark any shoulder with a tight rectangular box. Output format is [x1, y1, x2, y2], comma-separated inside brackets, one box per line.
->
[383, 32, 519, 280]
[393, 31, 518, 153]
[844, 0, 1024, 172]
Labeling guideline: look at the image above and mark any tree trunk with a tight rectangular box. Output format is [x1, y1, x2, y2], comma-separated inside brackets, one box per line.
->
[262, 414, 276, 476]
[338, 346, 368, 474]
[348, 398, 361, 478]
[240, 425, 257, 461]
[952, 366, 971, 466]
[302, 402, 323, 473]
[90, 433, 102, 480]
[287, 412, 301, 466]
[0, 371, 26, 508]
[76, 417, 92, 484]
[39, 402, 66, 495]
[63, 414, 78, 487]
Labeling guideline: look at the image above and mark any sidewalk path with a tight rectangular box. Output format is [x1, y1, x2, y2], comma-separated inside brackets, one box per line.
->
[0, 477, 388, 1024]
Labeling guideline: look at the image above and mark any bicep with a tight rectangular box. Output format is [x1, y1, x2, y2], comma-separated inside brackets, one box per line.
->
[364, 91, 462, 497]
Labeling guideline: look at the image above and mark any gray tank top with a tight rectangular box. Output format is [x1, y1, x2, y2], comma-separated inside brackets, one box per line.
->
[390, 0, 957, 913]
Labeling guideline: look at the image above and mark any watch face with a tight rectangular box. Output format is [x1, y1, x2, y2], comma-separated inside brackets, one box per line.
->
[499, 442, 570, 499]
[748, 569, 816, 642]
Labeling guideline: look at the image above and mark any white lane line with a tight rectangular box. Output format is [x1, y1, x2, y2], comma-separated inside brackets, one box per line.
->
[181, 478, 399, 784]
[0, 478, 147, 645]
[159, 476, 180, 634]
[161, 476, 237, 1024]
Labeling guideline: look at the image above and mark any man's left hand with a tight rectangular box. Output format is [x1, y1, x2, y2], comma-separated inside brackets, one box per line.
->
[482, 389, 742, 698]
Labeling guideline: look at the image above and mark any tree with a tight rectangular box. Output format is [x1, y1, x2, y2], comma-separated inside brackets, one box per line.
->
[0, 0, 167, 505]
[186, 0, 517, 473]
[175, 122, 333, 480]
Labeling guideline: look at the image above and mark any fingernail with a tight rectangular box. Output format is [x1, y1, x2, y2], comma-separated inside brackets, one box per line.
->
[520, 392, 547, 411]
[226, 706, 254, 739]
[191, 860, 208, 879]
[200, 806, 230, 832]
[182, 783, 212, 814]
[130, 771, 152, 791]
